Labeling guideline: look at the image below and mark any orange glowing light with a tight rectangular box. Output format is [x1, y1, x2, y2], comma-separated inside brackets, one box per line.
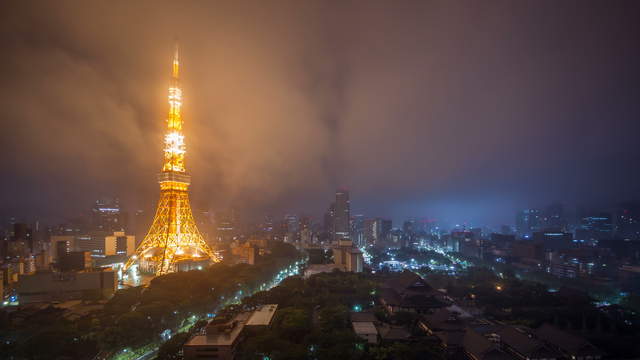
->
[124, 44, 220, 276]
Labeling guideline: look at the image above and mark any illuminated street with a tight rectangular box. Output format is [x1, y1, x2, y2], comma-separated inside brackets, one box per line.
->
[109, 259, 306, 360]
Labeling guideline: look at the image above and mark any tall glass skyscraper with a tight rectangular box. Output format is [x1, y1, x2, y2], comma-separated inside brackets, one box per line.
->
[334, 189, 350, 241]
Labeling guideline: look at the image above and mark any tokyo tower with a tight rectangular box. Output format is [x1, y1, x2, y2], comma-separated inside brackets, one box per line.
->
[124, 46, 219, 276]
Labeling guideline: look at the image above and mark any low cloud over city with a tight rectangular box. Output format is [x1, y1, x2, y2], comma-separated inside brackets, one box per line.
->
[2, 1, 640, 225]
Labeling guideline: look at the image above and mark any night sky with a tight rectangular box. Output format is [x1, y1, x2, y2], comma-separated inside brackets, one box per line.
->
[2, 1, 640, 226]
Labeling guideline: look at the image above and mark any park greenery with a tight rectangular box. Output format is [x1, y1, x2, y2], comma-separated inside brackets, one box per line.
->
[451, 250, 625, 304]
[151, 261, 640, 359]
[235, 271, 444, 360]
[0, 242, 302, 360]
[374, 246, 637, 324]
[155, 270, 447, 360]
[424, 266, 640, 358]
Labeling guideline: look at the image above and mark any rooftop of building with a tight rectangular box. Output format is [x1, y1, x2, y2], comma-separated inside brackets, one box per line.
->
[185, 312, 251, 347]
[304, 264, 345, 278]
[382, 270, 434, 294]
[378, 325, 411, 341]
[434, 329, 466, 348]
[421, 307, 467, 332]
[462, 328, 513, 360]
[246, 304, 278, 326]
[534, 323, 603, 356]
[350, 311, 377, 322]
[352, 321, 377, 335]
[496, 326, 559, 359]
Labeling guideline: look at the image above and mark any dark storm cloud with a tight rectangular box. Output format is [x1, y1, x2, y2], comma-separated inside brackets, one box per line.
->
[2, 0, 640, 225]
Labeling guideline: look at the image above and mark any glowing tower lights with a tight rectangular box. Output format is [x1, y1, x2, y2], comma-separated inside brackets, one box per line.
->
[124, 45, 219, 276]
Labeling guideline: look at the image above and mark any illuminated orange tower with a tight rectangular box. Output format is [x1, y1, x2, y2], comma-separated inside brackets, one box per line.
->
[124, 46, 219, 276]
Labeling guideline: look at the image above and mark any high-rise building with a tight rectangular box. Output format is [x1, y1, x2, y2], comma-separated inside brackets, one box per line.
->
[362, 218, 391, 246]
[403, 219, 416, 237]
[284, 214, 299, 243]
[299, 216, 312, 244]
[12, 223, 33, 251]
[91, 198, 126, 232]
[299, 216, 311, 232]
[616, 202, 640, 240]
[402, 219, 418, 248]
[380, 219, 392, 242]
[387, 229, 404, 249]
[105, 231, 136, 256]
[331, 239, 364, 273]
[7, 223, 32, 257]
[450, 231, 474, 253]
[261, 215, 274, 233]
[124, 45, 219, 275]
[50, 235, 76, 263]
[542, 202, 567, 231]
[0, 228, 9, 260]
[351, 214, 365, 247]
[53, 231, 136, 260]
[214, 209, 237, 243]
[324, 202, 335, 240]
[575, 212, 613, 242]
[300, 227, 313, 245]
[75, 234, 105, 256]
[363, 218, 378, 246]
[516, 209, 542, 237]
[334, 189, 350, 241]
[532, 230, 572, 251]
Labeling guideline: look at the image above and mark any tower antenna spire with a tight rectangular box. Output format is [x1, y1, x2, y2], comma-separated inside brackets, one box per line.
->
[172, 42, 180, 79]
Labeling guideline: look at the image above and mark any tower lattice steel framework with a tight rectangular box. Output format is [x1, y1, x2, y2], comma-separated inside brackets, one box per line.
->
[124, 46, 219, 276]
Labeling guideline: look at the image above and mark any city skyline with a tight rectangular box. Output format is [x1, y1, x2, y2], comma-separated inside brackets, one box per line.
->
[2, 2, 640, 359]
[2, 191, 637, 231]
